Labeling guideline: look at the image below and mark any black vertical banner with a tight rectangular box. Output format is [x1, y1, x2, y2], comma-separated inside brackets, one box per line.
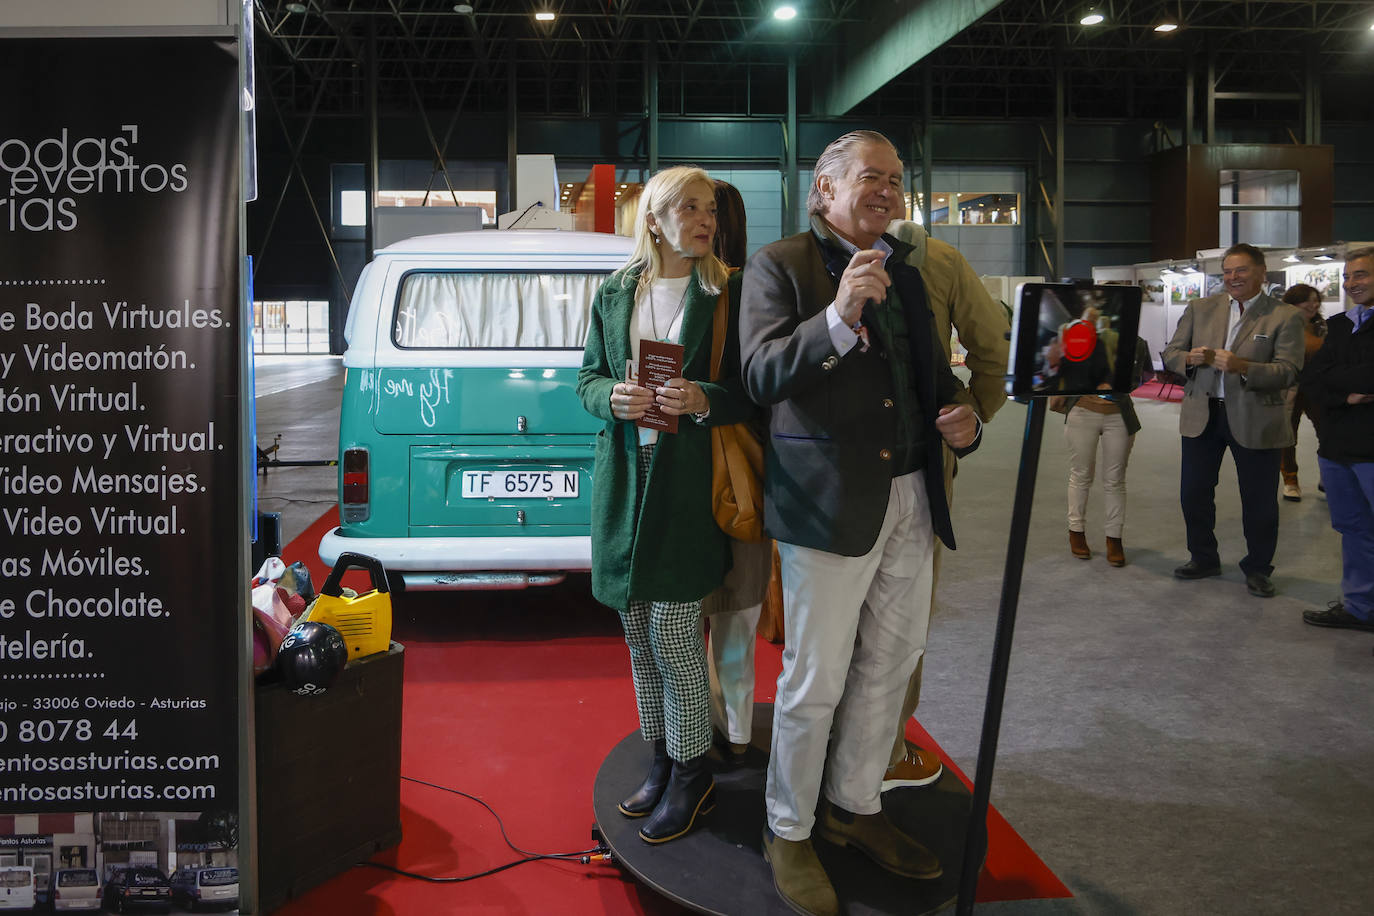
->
[0, 35, 242, 870]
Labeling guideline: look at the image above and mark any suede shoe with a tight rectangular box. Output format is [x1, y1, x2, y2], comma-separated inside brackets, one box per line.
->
[815, 801, 942, 880]
[1069, 529, 1091, 559]
[1303, 601, 1374, 633]
[1105, 536, 1125, 568]
[761, 828, 839, 916]
[1245, 572, 1276, 598]
[618, 738, 670, 818]
[1173, 560, 1222, 580]
[713, 728, 750, 762]
[881, 740, 943, 790]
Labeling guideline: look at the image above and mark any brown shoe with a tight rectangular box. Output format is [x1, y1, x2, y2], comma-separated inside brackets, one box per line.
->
[881, 740, 944, 790]
[1069, 529, 1091, 559]
[1105, 537, 1125, 567]
[815, 801, 942, 880]
[762, 828, 840, 916]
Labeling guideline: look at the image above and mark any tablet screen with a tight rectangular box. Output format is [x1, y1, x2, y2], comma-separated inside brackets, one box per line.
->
[1006, 282, 1143, 397]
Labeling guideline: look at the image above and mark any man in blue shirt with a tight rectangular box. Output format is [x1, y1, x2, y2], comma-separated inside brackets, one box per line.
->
[1300, 247, 1374, 635]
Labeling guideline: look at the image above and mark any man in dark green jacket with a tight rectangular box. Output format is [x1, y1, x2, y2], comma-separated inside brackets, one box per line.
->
[740, 130, 980, 916]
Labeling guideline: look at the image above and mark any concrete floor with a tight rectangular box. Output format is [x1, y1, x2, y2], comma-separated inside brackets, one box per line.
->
[252, 354, 343, 548]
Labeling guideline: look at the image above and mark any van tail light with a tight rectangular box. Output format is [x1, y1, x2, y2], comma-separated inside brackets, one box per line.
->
[342, 447, 370, 523]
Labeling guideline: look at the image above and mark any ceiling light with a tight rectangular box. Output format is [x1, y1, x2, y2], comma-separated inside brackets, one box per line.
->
[453, 3, 473, 13]
[1154, 21, 1178, 33]
[774, 5, 798, 21]
[285, 2, 308, 13]
[1282, 254, 1300, 263]
[1314, 253, 1335, 262]
[1079, 7, 1104, 26]
[534, 11, 555, 21]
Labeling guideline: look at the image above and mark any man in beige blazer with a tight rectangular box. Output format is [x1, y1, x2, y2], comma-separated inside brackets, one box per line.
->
[1162, 243, 1305, 597]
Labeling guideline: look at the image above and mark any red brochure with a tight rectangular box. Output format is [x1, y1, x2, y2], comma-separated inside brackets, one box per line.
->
[635, 339, 684, 434]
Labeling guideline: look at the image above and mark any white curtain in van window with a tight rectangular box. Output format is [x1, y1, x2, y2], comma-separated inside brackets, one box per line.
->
[395, 272, 607, 348]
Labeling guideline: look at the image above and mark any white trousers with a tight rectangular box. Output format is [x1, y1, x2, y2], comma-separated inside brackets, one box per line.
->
[766, 471, 936, 840]
[703, 537, 772, 745]
[1065, 406, 1134, 539]
[706, 602, 761, 744]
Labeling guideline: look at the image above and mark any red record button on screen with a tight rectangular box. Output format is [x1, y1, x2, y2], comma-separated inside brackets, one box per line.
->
[1061, 319, 1097, 362]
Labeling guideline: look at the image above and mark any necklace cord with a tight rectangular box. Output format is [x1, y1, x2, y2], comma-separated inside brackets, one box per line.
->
[649, 277, 691, 343]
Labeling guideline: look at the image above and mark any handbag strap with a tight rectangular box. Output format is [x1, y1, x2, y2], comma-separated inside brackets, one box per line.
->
[709, 267, 740, 383]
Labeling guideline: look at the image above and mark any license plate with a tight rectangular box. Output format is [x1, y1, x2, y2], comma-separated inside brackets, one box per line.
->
[461, 469, 579, 499]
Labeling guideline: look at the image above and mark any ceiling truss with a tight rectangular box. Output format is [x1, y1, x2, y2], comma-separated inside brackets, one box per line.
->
[252, 0, 1374, 123]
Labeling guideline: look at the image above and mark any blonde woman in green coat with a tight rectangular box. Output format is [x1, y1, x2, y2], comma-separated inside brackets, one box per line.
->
[576, 165, 754, 845]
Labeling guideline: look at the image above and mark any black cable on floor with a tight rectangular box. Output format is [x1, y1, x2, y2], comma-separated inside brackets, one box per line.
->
[351, 774, 610, 883]
[358, 854, 576, 883]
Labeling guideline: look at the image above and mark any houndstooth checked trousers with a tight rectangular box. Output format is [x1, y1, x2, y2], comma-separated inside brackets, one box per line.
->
[618, 443, 712, 762]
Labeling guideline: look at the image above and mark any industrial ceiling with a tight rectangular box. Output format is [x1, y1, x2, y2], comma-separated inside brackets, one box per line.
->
[253, 1, 1374, 126]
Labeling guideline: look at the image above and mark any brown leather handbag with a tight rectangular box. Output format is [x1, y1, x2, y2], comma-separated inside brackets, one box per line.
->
[708, 285, 766, 542]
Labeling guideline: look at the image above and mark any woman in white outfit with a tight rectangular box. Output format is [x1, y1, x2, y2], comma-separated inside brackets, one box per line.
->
[701, 179, 771, 757]
[1051, 306, 1145, 567]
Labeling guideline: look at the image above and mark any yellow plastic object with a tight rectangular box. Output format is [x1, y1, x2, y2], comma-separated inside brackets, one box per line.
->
[302, 552, 393, 660]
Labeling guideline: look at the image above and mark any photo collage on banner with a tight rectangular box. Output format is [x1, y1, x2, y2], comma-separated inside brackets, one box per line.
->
[0, 37, 243, 903]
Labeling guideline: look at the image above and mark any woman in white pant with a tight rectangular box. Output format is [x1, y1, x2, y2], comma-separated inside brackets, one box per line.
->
[1051, 309, 1145, 567]
[701, 179, 772, 757]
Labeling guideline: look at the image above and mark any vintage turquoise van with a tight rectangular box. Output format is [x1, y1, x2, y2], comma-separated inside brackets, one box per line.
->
[319, 229, 634, 590]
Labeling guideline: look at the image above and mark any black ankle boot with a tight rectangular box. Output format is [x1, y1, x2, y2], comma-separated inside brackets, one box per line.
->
[618, 738, 670, 818]
[638, 754, 714, 843]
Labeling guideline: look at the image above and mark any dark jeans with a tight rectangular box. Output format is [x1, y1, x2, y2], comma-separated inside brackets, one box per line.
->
[1180, 400, 1282, 576]
[1279, 389, 1322, 479]
[1319, 457, 1374, 620]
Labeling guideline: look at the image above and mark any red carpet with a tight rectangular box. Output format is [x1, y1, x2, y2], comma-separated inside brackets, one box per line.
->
[268, 512, 1069, 913]
[1133, 376, 1184, 402]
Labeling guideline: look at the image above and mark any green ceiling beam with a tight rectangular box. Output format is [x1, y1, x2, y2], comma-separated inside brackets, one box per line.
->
[815, 0, 1005, 118]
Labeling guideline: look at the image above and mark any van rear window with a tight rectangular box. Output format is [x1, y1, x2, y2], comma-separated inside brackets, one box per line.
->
[58, 870, 98, 887]
[200, 868, 237, 885]
[1, 870, 30, 887]
[394, 270, 609, 349]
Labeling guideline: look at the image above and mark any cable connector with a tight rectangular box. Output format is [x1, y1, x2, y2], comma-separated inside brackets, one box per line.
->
[580, 845, 613, 865]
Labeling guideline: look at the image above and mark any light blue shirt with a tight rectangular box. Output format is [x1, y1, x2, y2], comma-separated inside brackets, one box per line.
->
[1346, 303, 1371, 332]
[825, 234, 895, 356]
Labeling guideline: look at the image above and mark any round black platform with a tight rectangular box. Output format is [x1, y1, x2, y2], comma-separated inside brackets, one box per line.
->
[592, 703, 986, 916]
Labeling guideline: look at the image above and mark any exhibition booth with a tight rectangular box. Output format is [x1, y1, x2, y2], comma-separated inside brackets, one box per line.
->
[1092, 243, 1369, 367]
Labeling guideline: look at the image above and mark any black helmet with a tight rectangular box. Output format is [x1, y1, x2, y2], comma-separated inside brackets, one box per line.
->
[275, 621, 348, 695]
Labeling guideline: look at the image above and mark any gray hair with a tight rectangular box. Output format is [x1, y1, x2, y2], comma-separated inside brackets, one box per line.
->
[1345, 245, 1374, 266]
[806, 130, 902, 217]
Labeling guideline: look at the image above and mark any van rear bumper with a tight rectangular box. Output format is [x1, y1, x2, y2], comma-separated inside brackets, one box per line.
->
[318, 528, 590, 589]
